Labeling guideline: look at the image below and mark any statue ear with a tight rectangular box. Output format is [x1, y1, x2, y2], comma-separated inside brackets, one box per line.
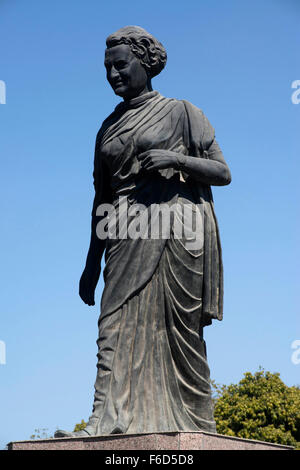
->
[138, 37, 153, 68]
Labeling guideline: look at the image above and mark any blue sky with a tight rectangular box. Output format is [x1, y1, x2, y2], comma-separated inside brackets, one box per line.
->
[0, 0, 299, 448]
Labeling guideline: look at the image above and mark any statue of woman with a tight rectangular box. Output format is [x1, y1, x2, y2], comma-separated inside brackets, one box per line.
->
[55, 26, 231, 438]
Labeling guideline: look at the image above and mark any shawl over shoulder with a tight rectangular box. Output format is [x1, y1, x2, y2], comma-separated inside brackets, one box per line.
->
[182, 100, 224, 325]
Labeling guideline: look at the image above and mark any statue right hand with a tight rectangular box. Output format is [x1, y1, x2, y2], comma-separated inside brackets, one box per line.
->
[79, 263, 101, 306]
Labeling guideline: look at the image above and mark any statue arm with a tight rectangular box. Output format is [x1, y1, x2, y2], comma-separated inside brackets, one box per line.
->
[174, 139, 231, 186]
[138, 141, 231, 186]
[180, 102, 231, 186]
[79, 141, 112, 306]
[86, 180, 108, 266]
[138, 101, 231, 186]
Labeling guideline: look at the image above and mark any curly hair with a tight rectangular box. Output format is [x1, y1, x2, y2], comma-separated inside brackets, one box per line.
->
[106, 26, 167, 79]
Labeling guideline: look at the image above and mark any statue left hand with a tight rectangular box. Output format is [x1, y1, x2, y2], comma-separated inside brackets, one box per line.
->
[137, 149, 179, 171]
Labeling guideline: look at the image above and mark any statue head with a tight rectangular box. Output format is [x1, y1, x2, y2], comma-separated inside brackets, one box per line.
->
[105, 26, 167, 100]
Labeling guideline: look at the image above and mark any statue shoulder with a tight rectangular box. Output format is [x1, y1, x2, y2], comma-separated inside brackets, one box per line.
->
[157, 95, 188, 119]
[180, 99, 206, 119]
[95, 109, 118, 149]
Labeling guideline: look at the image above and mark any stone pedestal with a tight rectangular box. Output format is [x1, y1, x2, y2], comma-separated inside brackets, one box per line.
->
[8, 431, 293, 450]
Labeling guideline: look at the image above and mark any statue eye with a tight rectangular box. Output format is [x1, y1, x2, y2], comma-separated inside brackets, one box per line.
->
[115, 61, 127, 70]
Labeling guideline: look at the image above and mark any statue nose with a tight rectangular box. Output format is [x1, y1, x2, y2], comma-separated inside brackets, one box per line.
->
[110, 66, 119, 80]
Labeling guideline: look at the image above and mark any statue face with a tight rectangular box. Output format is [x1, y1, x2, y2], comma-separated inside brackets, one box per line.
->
[104, 44, 149, 100]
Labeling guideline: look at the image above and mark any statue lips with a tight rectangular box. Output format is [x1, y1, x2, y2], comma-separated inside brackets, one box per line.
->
[112, 80, 125, 92]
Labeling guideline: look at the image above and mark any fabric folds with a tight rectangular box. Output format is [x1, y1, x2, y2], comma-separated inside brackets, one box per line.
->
[87, 91, 224, 433]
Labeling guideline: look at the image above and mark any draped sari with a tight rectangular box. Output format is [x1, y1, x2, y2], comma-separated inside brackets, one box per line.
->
[89, 90, 224, 434]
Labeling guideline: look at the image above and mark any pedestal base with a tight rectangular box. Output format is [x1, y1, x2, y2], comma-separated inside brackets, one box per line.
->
[8, 431, 293, 450]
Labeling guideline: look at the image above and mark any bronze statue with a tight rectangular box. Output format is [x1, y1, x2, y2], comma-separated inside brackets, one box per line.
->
[55, 26, 231, 438]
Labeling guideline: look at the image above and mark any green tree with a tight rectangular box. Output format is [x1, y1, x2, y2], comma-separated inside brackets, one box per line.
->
[212, 369, 300, 448]
[73, 419, 87, 432]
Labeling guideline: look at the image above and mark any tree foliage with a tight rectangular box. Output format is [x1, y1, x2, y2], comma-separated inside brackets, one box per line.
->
[212, 369, 300, 448]
[73, 419, 87, 432]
